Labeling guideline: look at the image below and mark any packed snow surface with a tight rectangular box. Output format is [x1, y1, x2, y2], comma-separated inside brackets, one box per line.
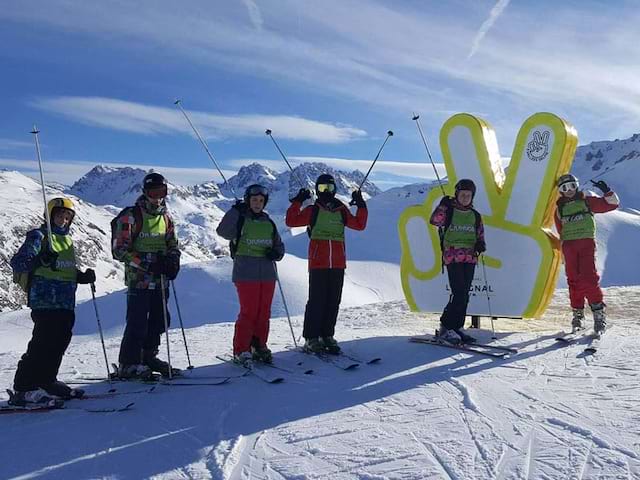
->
[0, 286, 638, 479]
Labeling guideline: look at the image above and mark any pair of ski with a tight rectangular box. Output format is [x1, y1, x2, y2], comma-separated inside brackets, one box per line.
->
[217, 348, 382, 383]
[555, 329, 603, 354]
[76, 363, 233, 386]
[296, 348, 381, 370]
[409, 334, 518, 358]
[0, 387, 143, 415]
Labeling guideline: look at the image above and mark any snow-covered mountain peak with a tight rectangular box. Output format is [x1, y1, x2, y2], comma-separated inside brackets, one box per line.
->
[68, 164, 150, 206]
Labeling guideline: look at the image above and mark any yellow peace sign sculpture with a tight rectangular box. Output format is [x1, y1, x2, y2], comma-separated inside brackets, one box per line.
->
[398, 113, 578, 318]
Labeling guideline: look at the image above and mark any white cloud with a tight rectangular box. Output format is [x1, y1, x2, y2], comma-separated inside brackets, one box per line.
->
[4, 1, 640, 143]
[32, 96, 367, 144]
[468, 0, 510, 59]
[241, 0, 264, 31]
[0, 138, 34, 151]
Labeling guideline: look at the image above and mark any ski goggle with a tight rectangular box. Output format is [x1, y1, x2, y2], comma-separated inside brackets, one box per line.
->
[246, 185, 268, 197]
[145, 185, 168, 199]
[317, 183, 335, 193]
[558, 181, 578, 193]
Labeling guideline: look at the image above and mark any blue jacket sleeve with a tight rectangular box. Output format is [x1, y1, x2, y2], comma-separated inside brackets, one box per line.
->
[10, 228, 45, 273]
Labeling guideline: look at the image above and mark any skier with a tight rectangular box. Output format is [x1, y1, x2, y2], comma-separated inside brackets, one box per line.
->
[8, 198, 96, 405]
[554, 174, 619, 334]
[216, 184, 285, 364]
[112, 172, 181, 379]
[285, 174, 368, 354]
[430, 179, 486, 345]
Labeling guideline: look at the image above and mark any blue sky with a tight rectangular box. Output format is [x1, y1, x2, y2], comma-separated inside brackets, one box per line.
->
[0, 0, 638, 189]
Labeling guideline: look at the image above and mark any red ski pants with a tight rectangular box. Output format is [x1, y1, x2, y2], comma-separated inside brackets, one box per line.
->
[233, 281, 276, 355]
[562, 238, 603, 309]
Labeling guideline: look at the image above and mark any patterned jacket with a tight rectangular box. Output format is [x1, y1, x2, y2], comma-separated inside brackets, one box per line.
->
[430, 200, 485, 265]
[11, 225, 78, 310]
[111, 196, 180, 290]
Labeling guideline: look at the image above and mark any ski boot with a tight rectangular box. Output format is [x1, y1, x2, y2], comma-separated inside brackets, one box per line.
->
[454, 329, 477, 344]
[571, 308, 585, 332]
[117, 363, 155, 380]
[591, 303, 607, 335]
[436, 328, 462, 345]
[143, 350, 181, 378]
[251, 345, 273, 364]
[233, 351, 253, 366]
[7, 388, 62, 407]
[303, 337, 324, 354]
[322, 336, 341, 355]
[41, 380, 85, 400]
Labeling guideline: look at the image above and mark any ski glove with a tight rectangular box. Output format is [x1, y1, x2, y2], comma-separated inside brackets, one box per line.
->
[76, 268, 96, 284]
[149, 254, 180, 280]
[474, 240, 486, 256]
[350, 190, 366, 208]
[37, 247, 59, 268]
[590, 180, 611, 194]
[290, 188, 311, 203]
[439, 196, 454, 208]
[232, 200, 248, 213]
[265, 248, 282, 261]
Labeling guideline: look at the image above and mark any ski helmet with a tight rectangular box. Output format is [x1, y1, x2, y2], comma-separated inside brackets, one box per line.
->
[244, 184, 269, 206]
[46, 197, 75, 225]
[142, 172, 168, 199]
[557, 173, 579, 189]
[315, 173, 336, 197]
[455, 179, 476, 197]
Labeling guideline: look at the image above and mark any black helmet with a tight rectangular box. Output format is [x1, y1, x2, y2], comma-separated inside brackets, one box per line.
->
[315, 173, 336, 197]
[244, 184, 269, 206]
[455, 178, 476, 197]
[142, 172, 168, 198]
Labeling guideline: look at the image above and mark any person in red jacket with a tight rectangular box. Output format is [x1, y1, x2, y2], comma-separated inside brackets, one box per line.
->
[554, 174, 619, 334]
[285, 174, 368, 354]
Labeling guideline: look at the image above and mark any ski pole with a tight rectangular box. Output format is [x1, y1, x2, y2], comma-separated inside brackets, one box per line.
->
[31, 126, 54, 250]
[356, 130, 393, 191]
[480, 255, 497, 339]
[90, 283, 115, 391]
[174, 99, 238, 199]
[411, 114, 446, 196]
[348, 130, 393, 206]
[274, 262, 297, 348]
[160, 274, 173, 379]
[170, 280, 193, 369]
[265, 129, 308, 189]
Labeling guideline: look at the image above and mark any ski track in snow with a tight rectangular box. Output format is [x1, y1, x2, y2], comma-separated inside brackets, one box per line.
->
[1, 287, 640, 478]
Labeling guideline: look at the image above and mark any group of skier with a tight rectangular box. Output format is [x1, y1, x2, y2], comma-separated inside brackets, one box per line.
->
[429, 174, 619, 346]
[6, 165, 619, 407]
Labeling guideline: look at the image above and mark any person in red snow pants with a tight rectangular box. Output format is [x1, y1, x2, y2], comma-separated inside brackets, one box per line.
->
[554, 174, 619, 333]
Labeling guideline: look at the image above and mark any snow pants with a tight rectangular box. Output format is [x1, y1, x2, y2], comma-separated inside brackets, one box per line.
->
[303, 268, 345, 339]
[562, 238, 603, 309]
[13, 309, 75, 392]
[234, 281, 276, 355]
[118, 287, 170, 365]
[440, 262, 475, 331]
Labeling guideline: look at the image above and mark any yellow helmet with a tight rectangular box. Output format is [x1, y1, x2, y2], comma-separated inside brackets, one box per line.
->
[46, 197, 75, 224]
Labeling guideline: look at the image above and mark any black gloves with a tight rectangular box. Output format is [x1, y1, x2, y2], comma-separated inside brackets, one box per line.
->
[350, 190, 366, 208]
[290, 188, 311, 203]
[232, 200, 248, 213]
[590, 180, 611, 194]
[38, 246, 58, 268]
[149, 254, 180, 280]
[265, 248, 282, 261]
[76, 268, 96, 284]
[439, 196, 454, 208]
[474, 240, 486, 256]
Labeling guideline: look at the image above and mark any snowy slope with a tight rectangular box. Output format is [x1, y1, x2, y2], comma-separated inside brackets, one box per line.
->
[572, 133, 640, 209]
[0, 286, 638, 479]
